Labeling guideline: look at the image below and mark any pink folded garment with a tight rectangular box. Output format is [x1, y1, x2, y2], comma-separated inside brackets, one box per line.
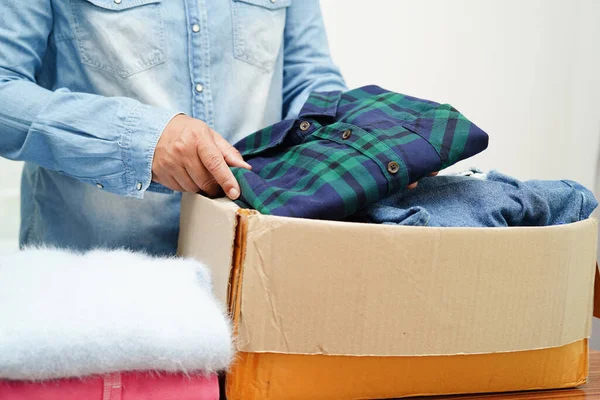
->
[0, 372, 219, 400]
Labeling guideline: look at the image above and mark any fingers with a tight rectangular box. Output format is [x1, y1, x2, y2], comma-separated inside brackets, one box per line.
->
[212, 132, 252, 170]
[152, 115, 245, 199]
[152, 171, 185, 192]
[186, 163, 222, 198]
[172, 165, 200, 193]
[196, 137, 241, 200]
[180, 140, 221, 196]
[407, 171, 439, 189]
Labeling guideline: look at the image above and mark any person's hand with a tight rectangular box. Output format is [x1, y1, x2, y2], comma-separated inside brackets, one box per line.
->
[152, 114, 251, 199]
[407, 171, 439, 190]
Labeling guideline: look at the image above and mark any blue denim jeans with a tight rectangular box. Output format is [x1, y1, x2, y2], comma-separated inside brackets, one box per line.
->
[360, 170, 598, 227]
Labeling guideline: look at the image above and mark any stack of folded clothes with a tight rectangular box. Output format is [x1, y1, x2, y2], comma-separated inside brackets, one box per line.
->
[0, 248, 233, 400]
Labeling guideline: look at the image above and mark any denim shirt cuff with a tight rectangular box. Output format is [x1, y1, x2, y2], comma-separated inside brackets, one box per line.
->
[124, 104, 182, 198]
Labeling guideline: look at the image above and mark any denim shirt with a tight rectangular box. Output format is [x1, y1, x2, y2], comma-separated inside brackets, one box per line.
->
[0, 0, 346, 255]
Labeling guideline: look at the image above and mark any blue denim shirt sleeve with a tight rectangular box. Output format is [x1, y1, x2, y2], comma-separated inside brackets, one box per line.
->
[0, 1, 180, 199]
[281, 0, 347, 119]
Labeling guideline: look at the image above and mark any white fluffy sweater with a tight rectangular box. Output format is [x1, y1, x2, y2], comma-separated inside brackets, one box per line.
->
[0, 248, 233, 381]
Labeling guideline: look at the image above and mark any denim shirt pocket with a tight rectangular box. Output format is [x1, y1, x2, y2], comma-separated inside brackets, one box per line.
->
[68, 0, 166, 78]
[231, 0, 292, 72]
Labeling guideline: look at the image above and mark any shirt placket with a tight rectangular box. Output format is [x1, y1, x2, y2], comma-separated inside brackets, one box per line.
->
[184, 0, 214, 127]
[310, 122, 410, 193]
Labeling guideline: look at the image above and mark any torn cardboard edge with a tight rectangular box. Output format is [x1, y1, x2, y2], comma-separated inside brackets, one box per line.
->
[595, 263, 600, 319]
[178, 193, 599, 358]
[178, 195, 241, 305]
[229, 210, 252, 324]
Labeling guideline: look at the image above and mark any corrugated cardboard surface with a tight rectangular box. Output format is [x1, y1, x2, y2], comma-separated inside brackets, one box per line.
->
[178, 194, 238, 305]
[236, 215, 597, 356]
[178, 194, 598, 399]
[226, 339, 588, 400]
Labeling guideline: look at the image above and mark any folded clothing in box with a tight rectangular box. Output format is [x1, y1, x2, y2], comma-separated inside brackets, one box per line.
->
[0, 248, 233, 380]
[359, 169, 598, 227]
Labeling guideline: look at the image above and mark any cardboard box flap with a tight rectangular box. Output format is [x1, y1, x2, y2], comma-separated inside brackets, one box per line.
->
[178, 194, 240, 305]
[237, 216, 598, 357]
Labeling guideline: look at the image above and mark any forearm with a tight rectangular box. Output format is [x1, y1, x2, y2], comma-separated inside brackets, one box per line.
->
[0, 71, 179, 197]
[0, 0, 184, 198]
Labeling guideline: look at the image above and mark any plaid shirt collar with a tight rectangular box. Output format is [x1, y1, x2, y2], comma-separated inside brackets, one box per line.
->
[235, 90, 341, 157]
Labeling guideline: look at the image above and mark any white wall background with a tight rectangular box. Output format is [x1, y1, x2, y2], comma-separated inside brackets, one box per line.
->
[0, 0, 599, 341]
[321, 0, 600, 187]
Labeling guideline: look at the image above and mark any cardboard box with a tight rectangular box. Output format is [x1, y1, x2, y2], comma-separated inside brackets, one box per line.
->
[178, 193, 598, 400]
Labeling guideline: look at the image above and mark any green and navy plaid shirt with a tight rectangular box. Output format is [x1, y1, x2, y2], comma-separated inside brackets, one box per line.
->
[232, 85, 488, 220]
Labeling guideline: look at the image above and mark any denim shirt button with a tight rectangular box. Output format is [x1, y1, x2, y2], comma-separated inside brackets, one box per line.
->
[136, 182, 143, 191]
[96, 183, 104, 189]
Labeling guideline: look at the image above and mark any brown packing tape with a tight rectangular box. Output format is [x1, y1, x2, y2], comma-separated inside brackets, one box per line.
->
[594, 262, 600, 318]
[226, 340, 589, 400]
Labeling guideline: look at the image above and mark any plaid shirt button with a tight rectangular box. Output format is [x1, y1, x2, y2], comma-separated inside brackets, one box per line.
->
[341, 129, 352, 140]
[387, 161, 400, 174]
[299, 121, 311, 131]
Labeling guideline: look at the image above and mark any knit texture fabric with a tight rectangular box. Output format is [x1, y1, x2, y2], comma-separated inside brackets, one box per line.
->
[0, 248, 233, 380]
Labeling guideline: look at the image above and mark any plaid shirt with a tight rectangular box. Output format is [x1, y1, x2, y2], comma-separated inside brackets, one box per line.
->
[232, 85, 488, 220]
